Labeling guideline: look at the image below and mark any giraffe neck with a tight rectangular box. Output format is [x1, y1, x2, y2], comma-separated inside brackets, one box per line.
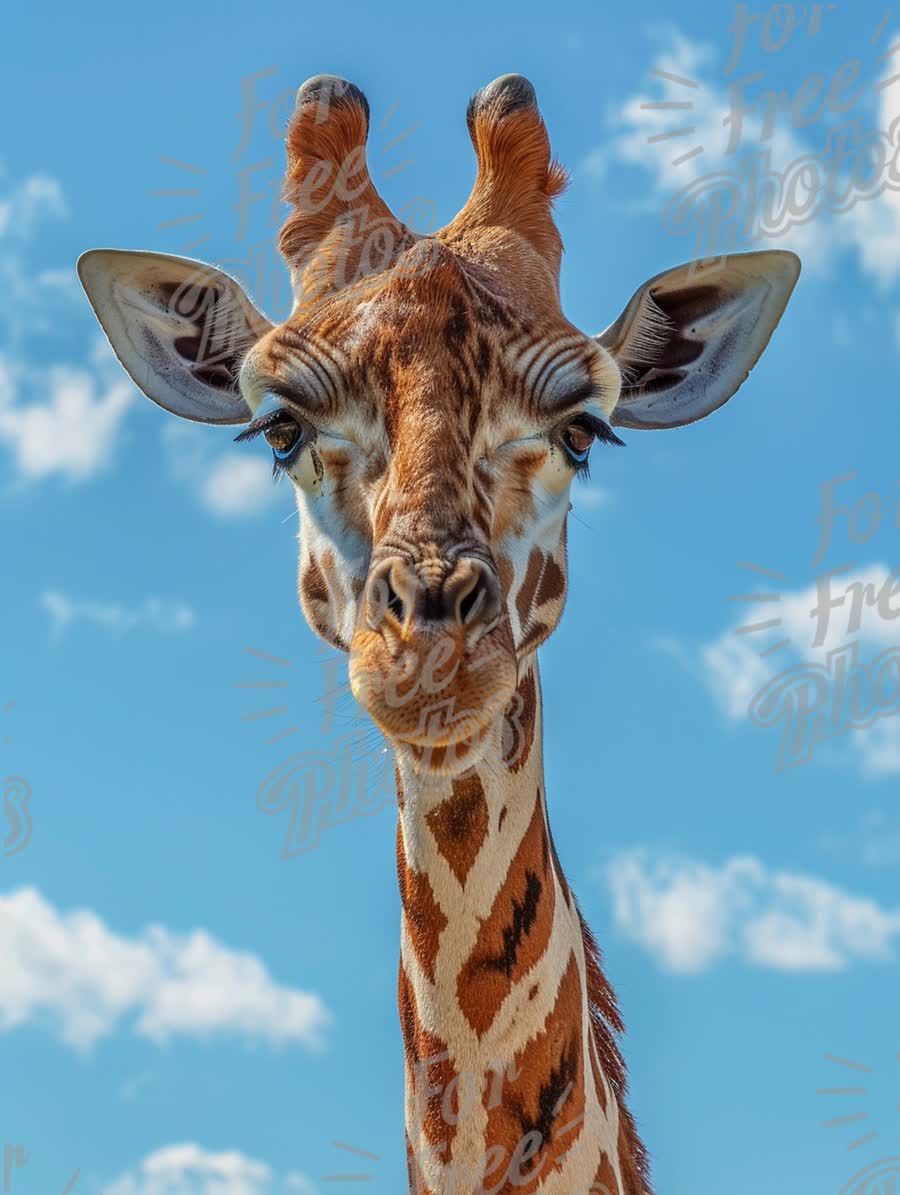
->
[393, 656, 644, 1195]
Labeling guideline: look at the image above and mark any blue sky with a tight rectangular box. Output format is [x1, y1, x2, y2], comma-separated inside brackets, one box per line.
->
[1, 1, 899, 1192]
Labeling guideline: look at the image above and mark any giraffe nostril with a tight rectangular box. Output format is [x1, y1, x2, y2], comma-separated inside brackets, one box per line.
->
[385, 577, 405, 622]
[366, 558, 413, 630]
[446, 559, 501, 630]
[365, 555, 501, 635]
[458, 581, 486, 625]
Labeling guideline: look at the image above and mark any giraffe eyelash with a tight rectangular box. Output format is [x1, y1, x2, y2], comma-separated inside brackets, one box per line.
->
[557, 413, 625, 479]
[575, 413, 626, 447]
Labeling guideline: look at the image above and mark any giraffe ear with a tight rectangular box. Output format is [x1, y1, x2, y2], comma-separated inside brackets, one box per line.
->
[78, 250, 273, 425]
[597, 250, 801, 430]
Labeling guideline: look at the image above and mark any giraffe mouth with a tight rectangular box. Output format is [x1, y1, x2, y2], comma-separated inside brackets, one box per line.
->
[383, 699, 502, 750]
[348, 621, 517, 763]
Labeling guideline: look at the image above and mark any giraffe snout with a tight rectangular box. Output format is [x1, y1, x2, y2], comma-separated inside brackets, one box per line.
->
[349, 552, 517, 767]
[364, 555, 502, 638]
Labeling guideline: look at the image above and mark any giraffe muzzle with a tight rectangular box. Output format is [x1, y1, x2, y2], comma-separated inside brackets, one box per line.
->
[349, 554, 517, 765]
[364, 555, 502, 637]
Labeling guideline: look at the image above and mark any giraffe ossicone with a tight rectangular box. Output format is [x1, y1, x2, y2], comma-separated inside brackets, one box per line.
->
[79, 72, 800, 1194]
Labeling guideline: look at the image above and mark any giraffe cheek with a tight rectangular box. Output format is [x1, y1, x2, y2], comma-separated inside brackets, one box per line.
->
[297, 548, 364, 651]
[512, 543, 568, 654]
[290, 447, 324, 494]
[540, 448, 575, 497]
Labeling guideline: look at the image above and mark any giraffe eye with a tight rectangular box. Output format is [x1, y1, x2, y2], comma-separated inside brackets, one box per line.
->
[234, 408, 314, 474]
[264, 417, 305, 459]
[561, 421, 595, 463]
[555, 413, 625, 474]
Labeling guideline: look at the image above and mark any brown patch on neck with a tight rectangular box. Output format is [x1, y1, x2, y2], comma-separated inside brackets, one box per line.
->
[481, 951, 585, 1194]
[397, 822, 447, 984]
[398, 967, 458, 1160]
[457, 789, 555, 1037]
[425, 773, 489, 886]
[593, 1151, 622, 1195]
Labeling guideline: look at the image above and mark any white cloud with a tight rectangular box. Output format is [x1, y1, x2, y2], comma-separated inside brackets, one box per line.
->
[163, 424, 284, 520]
[860, 810, 900, 866]
[104, 1143, 318, 1195]
[0, 171, 78, 349]
[851, 718, 900, 777]
[0, 172, 135, 484]
[0, 172, 66, 241]
[201, 453, 279, 518]
[0, 887, 331, 1052]
[664, 564, 900, 775]
[841, 58, 900, 288]
[40, 590, 196, 638]
[573, 484, 611, 511]
[0, 357, 133, 482]
[606, 24, 900, 282]
[700, 631, 773, 720]
[607, 849, 900, 973]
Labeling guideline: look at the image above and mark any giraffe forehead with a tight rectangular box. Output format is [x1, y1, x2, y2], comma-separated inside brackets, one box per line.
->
[245, 241, 616, 428]
[252, 310, 600, 425]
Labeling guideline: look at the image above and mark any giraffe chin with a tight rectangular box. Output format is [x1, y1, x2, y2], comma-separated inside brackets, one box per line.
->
[347, 625, 517, 775]
[393, 722, 500, 777]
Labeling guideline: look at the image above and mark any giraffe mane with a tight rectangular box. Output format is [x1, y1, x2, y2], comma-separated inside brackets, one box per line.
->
[577, 902, 654, 1194]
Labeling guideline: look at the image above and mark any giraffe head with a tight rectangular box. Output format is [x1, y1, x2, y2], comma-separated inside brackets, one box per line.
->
[79, 74, 799, 772]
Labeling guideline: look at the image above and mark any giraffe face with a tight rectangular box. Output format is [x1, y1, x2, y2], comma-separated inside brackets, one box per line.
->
[237, 244, 623, 762]
[78, 73, 800, 770]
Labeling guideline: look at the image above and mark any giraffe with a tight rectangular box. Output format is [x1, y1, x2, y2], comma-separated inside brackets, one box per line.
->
[78, 73, 800, 1193]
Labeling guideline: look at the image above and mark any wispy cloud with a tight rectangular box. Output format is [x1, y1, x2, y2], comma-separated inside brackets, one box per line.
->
[0, 172, 66, 240]
[163, 424, 287, 520]
[40, 590, 196, 638]
[573, 484, 611, 511]
[104, 1142, 317, 1195]
[0, 172, 137, 484]
[851, 718, 900, 778]
[659, 563, 900, 775]
[0, 355, 133, 483]
[0, 171, 79, 349]
[607, 849, 900, 973]
[0, 886, 331, 1052]
[819, 809, 900, 869]
[601, 23, 900, 284]
[201, 452, 282, 518]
